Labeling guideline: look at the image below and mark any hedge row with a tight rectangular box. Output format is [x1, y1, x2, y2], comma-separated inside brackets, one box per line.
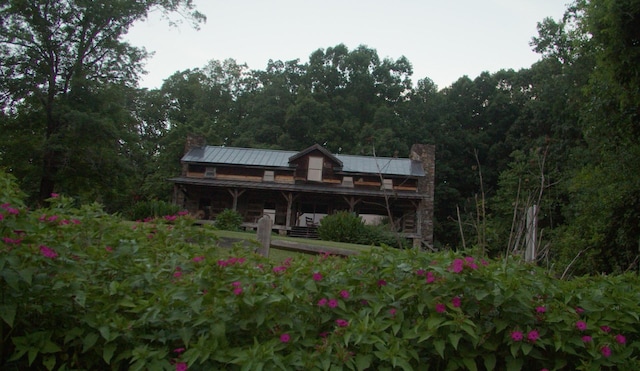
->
[1, 172, 639, 370]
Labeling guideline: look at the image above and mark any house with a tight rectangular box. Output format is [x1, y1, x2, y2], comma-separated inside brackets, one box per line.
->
[169, 138, 435, 249]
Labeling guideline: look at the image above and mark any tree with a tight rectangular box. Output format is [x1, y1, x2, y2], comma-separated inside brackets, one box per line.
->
[0, 0, 205, 204]
[555, 0, 640, 274]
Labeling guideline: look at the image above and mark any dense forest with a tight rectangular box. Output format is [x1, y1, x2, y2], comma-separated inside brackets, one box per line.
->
[1, 0, 639, 275]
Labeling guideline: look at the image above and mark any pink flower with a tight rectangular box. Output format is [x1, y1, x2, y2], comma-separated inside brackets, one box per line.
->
[426, 271, 436, 283]
[3, 206, 19, 215]
[576, 321, 588, 331]
[164, 215, 177, 221]
[51, 193, 59, 198]
[317, 298, 328, 307]
[273, 266, 286, 273]
[328, 299, 339, 308]
[581, 335, 592, 343]
[435, 303, 446, 313]
[600, 325, 611, 333]
[0, 214, 4, 221]
[40, 245, 58, 259]
[178, 210, 189, 216]
[511, 331, 524, 342]
[2, 237, 22, 245]
[575, 307, 585, 314]
[280, 333, 290, 343]
[105, 246, 113, 252]
[450, 259, 464, 273]
[173, 347, 186, 354]
[536, 306, 547, 313]
[319, 331, 329, 338]
[312, 272, 323, 281]
[233, 287, 243, 295]
[615, 334, 626, 344]
[451, 296, 462, 308]
[335, 319, 349, 327]
[175, 362, 188, 371]
[527, 330, 540, 342]
[377, 279, 387, 287]
[416, 269, 426, 276]
[601, 345, 612, 358]
[232, 281, 242, 287]
[173, 271, 182, 278]
[192, 256, 205, 262]
[389, 308, 397, 317]
[339, 290, 350, 299]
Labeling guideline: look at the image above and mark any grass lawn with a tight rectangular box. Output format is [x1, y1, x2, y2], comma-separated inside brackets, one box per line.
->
[212, 229, 374, 261]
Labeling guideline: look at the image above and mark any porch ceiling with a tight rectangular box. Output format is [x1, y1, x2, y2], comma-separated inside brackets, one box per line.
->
[169, 177, 426, 200]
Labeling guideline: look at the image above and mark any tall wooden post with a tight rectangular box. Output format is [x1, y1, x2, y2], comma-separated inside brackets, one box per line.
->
[256, 215, 272, 257]
[525, 205, 538, 262]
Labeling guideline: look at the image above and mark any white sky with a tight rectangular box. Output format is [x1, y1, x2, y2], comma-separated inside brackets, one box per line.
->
[125, 0, 569, 90]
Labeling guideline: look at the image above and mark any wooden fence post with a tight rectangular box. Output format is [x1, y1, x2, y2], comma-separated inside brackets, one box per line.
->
[256, 215, 272, 257]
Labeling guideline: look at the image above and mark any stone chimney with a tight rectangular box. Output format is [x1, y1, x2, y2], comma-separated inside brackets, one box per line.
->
[182, 134, 206, 176]
[184, 134, 206, 155]
[409, 144, 435, 250]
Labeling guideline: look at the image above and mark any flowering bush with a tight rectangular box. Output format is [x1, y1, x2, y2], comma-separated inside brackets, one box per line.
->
[1, 171, 639, 370]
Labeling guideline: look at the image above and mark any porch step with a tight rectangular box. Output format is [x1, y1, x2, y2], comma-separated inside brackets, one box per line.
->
[289, 226, 319, 239]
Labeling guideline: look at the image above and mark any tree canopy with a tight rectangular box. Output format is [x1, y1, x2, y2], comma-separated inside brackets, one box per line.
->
[2, 0, 639, 275]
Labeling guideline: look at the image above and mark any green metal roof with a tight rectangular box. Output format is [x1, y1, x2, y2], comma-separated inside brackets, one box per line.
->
[182, 145, 425, 177]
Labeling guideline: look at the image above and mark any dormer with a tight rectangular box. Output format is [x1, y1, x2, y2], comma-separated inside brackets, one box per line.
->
[288, 144, 343, 183]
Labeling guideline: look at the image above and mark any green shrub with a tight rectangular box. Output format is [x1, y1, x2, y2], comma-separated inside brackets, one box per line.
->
[125, 199, 181, 221]
[215, 208, 243, 231]
[2, 170, 640, 370]
[317, 211, 365, 243]
[361, 223, 410, 248]
[319, 211, 408, 247]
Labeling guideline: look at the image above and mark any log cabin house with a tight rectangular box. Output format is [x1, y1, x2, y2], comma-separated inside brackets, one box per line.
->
[169, 140, 435, 248]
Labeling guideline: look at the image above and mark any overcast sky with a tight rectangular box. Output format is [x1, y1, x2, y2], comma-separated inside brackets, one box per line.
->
[125, 0, 569, 90]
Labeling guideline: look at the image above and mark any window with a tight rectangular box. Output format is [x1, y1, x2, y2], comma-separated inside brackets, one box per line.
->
[382, 178, 393, 190]
[307, 156, 323, 182]
[205, 167, 216, 178]
[342, 176, 354, 188]
[264, 170, 275, 182]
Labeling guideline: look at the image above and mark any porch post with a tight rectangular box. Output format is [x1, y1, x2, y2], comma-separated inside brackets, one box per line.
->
[281, 192, 298, 229]
[342, 196, 361, 212]
[227, 189, 246, 211]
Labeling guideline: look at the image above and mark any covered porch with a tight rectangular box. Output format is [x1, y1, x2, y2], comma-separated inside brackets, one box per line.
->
[172, 179, 425, 243]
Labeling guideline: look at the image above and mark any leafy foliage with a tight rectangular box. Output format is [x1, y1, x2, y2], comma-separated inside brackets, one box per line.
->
[125, 199, 182, 221]
[1, 171, 640, 370]
[318, 211, 366, 244]
[2, 0, 640, 275]
[214, 209, 244, 231]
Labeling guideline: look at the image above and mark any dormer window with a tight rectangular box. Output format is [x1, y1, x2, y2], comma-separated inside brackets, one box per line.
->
[342, 176, 354, 188]
[308, 156, 323, 182]
[264, 170, 275, 182]
[205, 167, 216, 178]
